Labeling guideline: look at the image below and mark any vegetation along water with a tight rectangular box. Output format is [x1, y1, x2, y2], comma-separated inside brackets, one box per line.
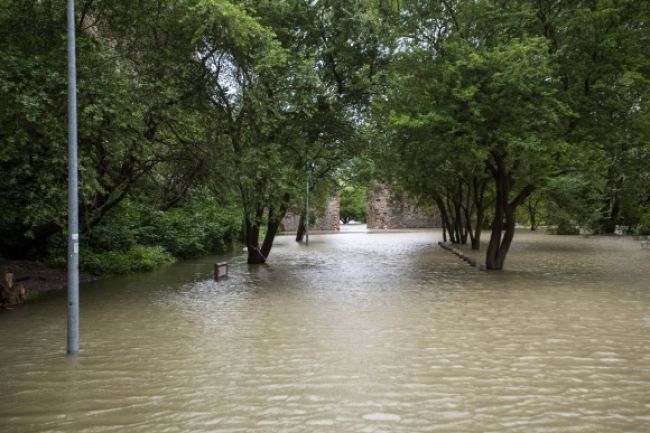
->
[1, 1, 650, 431]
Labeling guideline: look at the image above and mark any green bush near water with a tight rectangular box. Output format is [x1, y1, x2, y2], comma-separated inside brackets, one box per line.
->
[82, 245, 175, 275]
[45, 190, 243, 276]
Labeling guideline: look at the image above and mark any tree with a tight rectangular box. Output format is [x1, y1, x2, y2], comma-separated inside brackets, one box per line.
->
[340, 186, 368, 223]
[377, 1, 568, 269]
[531, 0, 650, 233]
[0, 0, 209, 258]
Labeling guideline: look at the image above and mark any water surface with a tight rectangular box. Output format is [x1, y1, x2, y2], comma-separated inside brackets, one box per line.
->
[1, 229, 649, 432]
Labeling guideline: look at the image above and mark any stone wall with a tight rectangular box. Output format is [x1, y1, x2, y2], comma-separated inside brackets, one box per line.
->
[282, 186, 438, 232]
[282, 196, 341, 232]
[367, 184, 440, 229]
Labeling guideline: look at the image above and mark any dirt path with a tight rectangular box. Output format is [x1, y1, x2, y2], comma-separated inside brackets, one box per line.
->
[5, 260, 96, 295]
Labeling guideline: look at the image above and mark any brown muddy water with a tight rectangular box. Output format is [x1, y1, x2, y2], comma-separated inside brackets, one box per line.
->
[1, 229, 649, 432]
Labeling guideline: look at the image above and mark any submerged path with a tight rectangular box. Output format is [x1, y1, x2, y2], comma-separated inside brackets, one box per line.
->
[1, 229, 650, 432]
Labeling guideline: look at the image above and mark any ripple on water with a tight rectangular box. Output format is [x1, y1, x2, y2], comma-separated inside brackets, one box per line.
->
[1, 230, 650, 433]
[363, 413, 402, 422]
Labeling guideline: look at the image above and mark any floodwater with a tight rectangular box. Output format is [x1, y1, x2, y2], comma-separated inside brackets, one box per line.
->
[1, 229, 649, 433]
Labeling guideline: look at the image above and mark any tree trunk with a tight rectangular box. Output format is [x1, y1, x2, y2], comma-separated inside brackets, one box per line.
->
[435, 196, 455, 243]
[253, 194, 291, 263]
[1, 268, 26, 307]
[472, 205, 484, 250]
[454, 200, 467, 245]
[485, 179, 506, 270]
[471, 177, 487, 250]
[245, 205, 266, 264]
[261, 206, 282, 259]
[246, 224, 265, 264]
[295, 211, 306, 242]
[485, 151, 535, 270]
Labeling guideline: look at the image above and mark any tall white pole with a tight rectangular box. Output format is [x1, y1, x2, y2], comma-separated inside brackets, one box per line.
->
[67, 0, 80, 355]
[305, 168, 310, 246]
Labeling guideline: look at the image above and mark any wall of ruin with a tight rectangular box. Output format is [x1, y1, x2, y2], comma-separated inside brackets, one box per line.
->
[367, 184, 440, 229]
[282, 196, 341, 232]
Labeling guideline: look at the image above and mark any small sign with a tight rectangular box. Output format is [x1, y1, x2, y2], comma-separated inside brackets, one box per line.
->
[214, 262, 228, 281]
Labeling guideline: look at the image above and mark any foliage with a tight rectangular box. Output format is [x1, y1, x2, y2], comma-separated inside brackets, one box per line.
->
[135, 194, 241, 259]
[81, 245, 175, 275]
[340, 186, 368, 223]
[634, 213, 650, 236]
[1, 0, 650, 274]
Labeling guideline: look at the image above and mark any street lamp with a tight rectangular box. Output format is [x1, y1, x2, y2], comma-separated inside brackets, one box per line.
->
[66, 0, 80, 355]
[305, 163, 315, 246]
[305, 164, 311, 246]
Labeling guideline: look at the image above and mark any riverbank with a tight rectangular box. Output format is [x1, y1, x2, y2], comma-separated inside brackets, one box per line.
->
[4, 260, 96, 296]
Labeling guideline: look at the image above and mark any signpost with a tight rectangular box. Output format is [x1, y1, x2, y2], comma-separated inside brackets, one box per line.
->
[67, 0, 80, 355]
[305, 168, 310, 246]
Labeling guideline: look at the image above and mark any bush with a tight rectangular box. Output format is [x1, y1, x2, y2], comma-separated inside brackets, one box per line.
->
[46, 189, 243, 276]
[548, 220, 580, 235]
[136, 196, 242, 258]
[81, 245, 174, 275]
[633, 213, 650, 236]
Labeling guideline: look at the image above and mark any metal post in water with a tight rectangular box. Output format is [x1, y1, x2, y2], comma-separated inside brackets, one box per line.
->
[305, 166, 310, 246]
[66, 0, 80, 355]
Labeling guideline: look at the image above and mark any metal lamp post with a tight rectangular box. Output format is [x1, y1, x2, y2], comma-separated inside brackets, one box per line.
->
[305, 165, 311, 246]
[67, 0, 80, 355]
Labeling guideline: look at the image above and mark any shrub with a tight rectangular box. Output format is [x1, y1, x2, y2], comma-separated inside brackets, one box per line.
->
[547, 219, 580, 235]
[633, 213, 650, 236]
[136, 199, 242, 259]
[81, 245, 174, 275]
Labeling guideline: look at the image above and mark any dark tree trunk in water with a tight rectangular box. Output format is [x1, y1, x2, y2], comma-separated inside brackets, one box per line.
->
[245, 204, 266, 264]
[435, 196, 456, 243]
[485, 151, 535, 270]
[1, 266, 26, 306]
[295, 212, 306, 242]
[472, 205, 484, 250]
[246, 194, 291, 264]
[245, 220, 265, 264]
[454, 200, 468, 245]
[261, 207, 282, 259]
[471, 177, 488, 250]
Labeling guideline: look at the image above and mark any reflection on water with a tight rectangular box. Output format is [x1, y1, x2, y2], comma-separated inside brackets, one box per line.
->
[1, 229, 649, 432]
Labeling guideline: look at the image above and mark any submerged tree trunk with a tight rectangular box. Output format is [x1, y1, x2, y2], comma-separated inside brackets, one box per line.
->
[260, 204, 284, 259]
[435, 196, 456, 244]
[485, 151, 535, 270]
[1, 266, 26, 307]
[245, 221, 266, 264]
[245, 204, 266, 264]
[295, 211, 306, 242]
[471, 176, 487, 250]
[454, 199, 468, 245]
[246, 194, 291, 264]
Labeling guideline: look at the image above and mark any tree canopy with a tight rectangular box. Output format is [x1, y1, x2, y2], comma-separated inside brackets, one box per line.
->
[1, 0, 649, 270]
